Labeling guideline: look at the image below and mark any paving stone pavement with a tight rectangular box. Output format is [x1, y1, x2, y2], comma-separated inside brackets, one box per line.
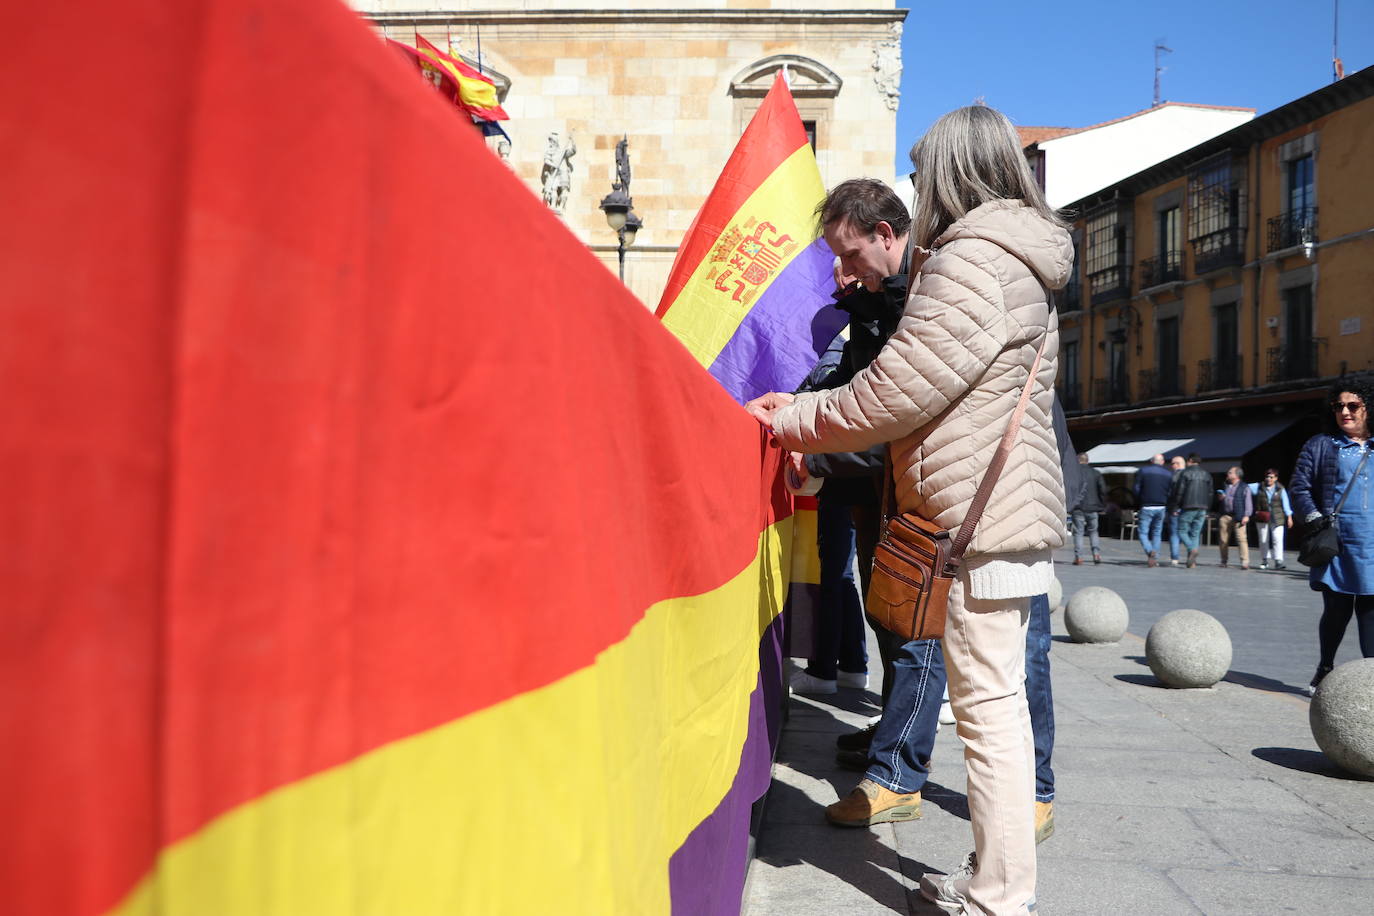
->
[743, 537, 1374, 915]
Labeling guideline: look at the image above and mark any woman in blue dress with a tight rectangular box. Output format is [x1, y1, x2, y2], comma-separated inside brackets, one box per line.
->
[1291, 378, 1374, 694]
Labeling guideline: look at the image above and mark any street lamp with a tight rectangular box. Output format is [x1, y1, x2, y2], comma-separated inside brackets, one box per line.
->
[598, 135, 642, 283]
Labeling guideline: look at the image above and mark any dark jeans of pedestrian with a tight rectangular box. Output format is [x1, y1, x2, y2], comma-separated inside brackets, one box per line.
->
[1317, 587, 1374, 669]
[865, 593, 1055, 802]
[806, 492, 869, 680]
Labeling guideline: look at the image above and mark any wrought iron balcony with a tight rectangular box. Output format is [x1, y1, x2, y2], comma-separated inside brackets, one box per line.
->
[1057, 383, 1082, 412]
[1267, 207, 1318, 253]
[1092, 375, 1131, 407]
[1197, 355, 1244, 392]
[1191, 228, 1244, 274]
[1266, 339, 1326, 383]
[1137, 365, 1186, 401]
[1138, 250, 1184, 288]
[1088, 265, 1131, 305]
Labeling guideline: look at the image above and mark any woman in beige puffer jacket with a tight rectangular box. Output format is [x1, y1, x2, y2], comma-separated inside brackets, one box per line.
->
[750, 106, 1069, 916]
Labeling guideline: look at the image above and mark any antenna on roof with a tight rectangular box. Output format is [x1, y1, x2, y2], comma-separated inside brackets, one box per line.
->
[1333, 0, 1345, 81]
[1153, 40, 1172, 107]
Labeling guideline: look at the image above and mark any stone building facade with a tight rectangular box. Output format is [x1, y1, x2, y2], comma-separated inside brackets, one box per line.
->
[350, 1, 906, 306]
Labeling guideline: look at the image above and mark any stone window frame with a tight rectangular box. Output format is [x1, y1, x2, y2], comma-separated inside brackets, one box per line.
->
[729, 55, 841, 151]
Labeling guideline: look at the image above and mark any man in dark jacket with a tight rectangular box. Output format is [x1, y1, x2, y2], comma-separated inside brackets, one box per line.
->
[1134, 454, 1174, 566]
[1072, 453, 1106, 565]
[1168, 453, 1214, 568]
[1218, 466, 1254, 569]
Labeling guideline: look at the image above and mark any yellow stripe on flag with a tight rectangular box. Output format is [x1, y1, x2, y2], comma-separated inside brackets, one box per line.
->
[110, 520, 794, 916]
[660, 145, 824, 370]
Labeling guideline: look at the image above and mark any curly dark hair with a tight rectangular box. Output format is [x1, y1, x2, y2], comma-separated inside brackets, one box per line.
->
[1322, 376, 1374, 435]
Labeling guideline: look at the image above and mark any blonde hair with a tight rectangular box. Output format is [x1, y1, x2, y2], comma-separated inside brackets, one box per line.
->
[908, 105, 1064, 249]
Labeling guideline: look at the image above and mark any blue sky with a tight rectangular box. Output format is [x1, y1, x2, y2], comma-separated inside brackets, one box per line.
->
[894, 0, 1374, 173]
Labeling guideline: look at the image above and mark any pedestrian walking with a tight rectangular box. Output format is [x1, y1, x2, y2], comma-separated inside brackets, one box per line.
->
[1072, 453, 1105, 565]
[1165, 455, 1186, 565]
[1252, 469, 1293, 569]
[1167, 453, 1212, 568]
[1217, 467, 1254, 569]
[1291, 379, 1374, 694]
[1134, 454, 1172, 566]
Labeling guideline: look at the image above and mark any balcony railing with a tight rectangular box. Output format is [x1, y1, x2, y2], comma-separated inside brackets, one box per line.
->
[1267, 207, 1318, 253]
[1092, 375, 1131, 407]
[1191, 228, 1244, 274]
[1056, 383, 1082, 412]
[1197, 355, 1244, 392]
[1137, 365, 1186, 401]
[1088, 265, 1131, 305]
[1266, 339, 1326, 383]
[1138, 250, 1184, 288]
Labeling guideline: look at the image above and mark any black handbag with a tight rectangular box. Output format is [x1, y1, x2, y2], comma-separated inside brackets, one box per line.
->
[1298, 448, 1370, 567]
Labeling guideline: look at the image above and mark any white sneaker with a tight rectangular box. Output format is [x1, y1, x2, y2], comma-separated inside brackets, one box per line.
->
[938, 700, 956, 725]
[920, 852, 1037, 913]
[919, 852, 975, 912]
[837, 670, 869, 689]
[791, 671, 837, 695]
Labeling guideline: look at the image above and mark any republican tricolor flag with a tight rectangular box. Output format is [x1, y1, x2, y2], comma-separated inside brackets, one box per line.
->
[657, 73, 845, 406]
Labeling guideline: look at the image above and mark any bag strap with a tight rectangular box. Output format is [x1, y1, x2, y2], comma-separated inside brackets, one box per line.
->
[946, 330, 1049, 568]
[1331, 444, 1371, 516]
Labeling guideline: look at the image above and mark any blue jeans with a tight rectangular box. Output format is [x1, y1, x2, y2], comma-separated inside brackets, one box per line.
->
[1070, 509, 1100, 558]
[1177, 509, 1206, 551]
[806, 492, 868, 680]
[866, 594, 1055, 802]
[1137, 506, 1166, 556]
[1166, 511, 1181, 560]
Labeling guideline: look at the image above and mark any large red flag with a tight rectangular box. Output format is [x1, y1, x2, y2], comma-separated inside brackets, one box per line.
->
[2, 0, 790, 914]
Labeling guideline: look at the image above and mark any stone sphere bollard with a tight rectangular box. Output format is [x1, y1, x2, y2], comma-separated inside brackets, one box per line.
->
[1145, 609, 1232, 688]
[1048, 576, 1063, 613]
[1064, 586, 1128, 643]
[1310, 658, 1374, 779]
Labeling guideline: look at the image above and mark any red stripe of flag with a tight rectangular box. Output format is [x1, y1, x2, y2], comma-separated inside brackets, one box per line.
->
[655, 73, 810, 317]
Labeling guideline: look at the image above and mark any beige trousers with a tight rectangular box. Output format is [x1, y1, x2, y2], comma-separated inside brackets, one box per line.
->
[944, 572, 1036, 916]
[1218, 514, 1250, 566]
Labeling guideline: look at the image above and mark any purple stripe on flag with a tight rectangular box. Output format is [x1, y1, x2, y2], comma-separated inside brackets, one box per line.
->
[668, 610, 787, 914]
[707, 237, 847, 405]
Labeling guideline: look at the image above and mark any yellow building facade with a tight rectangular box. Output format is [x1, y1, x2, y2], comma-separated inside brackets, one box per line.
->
[1058, 66, 1374, 479]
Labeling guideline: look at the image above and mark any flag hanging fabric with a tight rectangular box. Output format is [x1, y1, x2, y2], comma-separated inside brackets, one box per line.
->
[2, 1, 793, 914]
[656, 73, 845, 406]
[414, 34, 509, 122]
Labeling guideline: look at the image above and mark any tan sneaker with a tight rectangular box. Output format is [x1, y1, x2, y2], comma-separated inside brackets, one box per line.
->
[1035, 800, 1055, 844]
[825, 778, 921, 827]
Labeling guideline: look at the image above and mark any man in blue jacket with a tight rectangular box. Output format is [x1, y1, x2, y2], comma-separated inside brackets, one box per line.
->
[1134, 453, 1175, 567]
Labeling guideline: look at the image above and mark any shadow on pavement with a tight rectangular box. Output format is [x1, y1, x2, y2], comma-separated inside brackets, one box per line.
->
[756, 778, 942, 909]
[1251, 746, 1373, 781]
[917, 780, 970, 822]
[1222, 669, 1310, 697]
[1113, 672, 1164, 688]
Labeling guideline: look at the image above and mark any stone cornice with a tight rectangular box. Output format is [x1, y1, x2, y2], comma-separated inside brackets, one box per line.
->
[363, 9, 907, 26]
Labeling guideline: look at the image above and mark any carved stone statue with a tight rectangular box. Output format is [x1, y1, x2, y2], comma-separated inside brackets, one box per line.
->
[541, 132, 576, 215]
[614, 136, 631, 194]
[872, 24, 902, 112]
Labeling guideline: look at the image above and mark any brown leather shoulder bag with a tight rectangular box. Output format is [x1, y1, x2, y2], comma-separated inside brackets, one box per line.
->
[867, 333, 1049, 641]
